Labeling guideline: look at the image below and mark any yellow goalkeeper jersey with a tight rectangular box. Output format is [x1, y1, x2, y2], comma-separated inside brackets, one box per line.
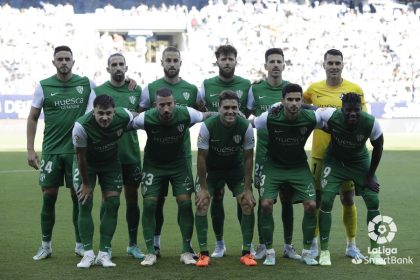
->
[303, 79, 366, 159]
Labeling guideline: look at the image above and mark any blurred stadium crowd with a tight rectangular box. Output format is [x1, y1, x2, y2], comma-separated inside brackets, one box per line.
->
[0, 0, 419, 104]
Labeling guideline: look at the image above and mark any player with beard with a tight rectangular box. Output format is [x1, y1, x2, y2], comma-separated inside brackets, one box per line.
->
[140, 46, 199, 257]
[27, 45, 96, 261]
[197, 45, 252, 258]
[94, 53, 144, 260]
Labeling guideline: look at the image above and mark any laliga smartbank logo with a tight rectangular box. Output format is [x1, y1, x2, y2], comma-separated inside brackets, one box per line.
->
[352, 215, 413, 265]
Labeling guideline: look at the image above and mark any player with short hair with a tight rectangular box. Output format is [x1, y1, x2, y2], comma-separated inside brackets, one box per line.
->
[317, 93, 386, 266]
[93, 53, 144, 259]
[72, 94, 135, 268]
[27, 45, 96, 261]
[195, 90, 256, 267]
[247, 48, 300, 261]
[252, 83, 321, 266]
[140, 46, 199, 256]
[132, 88, 214, 266]
[304, 49, 366, 259]
[197, 44, 252, 258]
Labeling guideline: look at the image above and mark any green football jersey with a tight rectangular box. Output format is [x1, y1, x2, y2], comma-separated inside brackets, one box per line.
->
[74, 107, 131, 164]
[143, 78, 198, 108]
[143, 106, 194, 165]
[263, 109, 318, 167]
[200, 75, 250, 113]
[40, 74, 92, 154]
[94, 81, 141, 164]
[249, 80, 290, 159]
[200, 115, 252, 171]
[325, 110, 375, 162]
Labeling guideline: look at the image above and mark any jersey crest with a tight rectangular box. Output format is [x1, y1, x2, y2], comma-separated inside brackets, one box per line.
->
[177, 124, 185, 132]
[117, 129, 124, 137]
[235, 90, 243, 99]
[356, 134, 364, 142]
[233, 134, 242, 144]
[182, 92, 190, 100]
[129, 96, 136, 105]
[76, 86, 84, 94]
[300, 127, 308, 135]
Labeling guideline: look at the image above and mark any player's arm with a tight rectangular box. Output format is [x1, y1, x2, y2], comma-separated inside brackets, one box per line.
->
[366, 120, 384, 193]
[251, 111, 268, 129]
[241, 124, 256, 207]
[72, 122, 91, 204]
[196, 123, 211, 208]
[196, 82, 208, 112]
[139, 85, 151, 112]
[27, 82, 43, 170]
[27, 106, 41, 169]
[129, 112, 146, 130]
[126, 77, 137, 91]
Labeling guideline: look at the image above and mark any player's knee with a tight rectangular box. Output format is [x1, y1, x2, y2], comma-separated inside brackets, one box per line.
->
[240, 201, 253, 215]
[261, 199, 273, 214]
[105, 195, 120, 211]
[124, 186, 138, 203]
[303, 200, 316, 214]
[213, 189, 224, 202]
[340, 190, 355, 206]
[43, 187, 58, 197]
[196, 202, 209, 215]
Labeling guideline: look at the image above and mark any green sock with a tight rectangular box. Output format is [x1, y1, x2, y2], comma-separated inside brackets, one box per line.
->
[237, 202, 243, 224]
[302, 210, 316, 249]
[241, 213, 255, 251]
[261, 211, 274, 249]
[154, 196, 165, 236]
[99, 196, 120, 252]
[142, 199, 157, 254]
[126, 202, 140, 246]
[41, 194, 57, 242]
[367, 209, 381, 249]
[177, 200, 194, 253]
[319, 209, 332, 251]
[282, 203, 294, 245]
[78, 197, 94, 251]
[71, 194, 81, 243]
[211, 199, 224, 241]
[195, 214, 208, 252]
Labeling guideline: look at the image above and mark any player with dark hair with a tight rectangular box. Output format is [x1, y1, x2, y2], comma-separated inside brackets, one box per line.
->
[94, 53, 144, 259]
[252, 83, 321, 266]
[317, 92, 386, 266]
[27, 45, 96, 261]
[197, 44, 252, 258]
[195, 90, 256, 267]
[304, 48, 366, 260]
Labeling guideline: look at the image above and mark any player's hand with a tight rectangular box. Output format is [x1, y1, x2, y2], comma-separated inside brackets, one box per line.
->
[240, 189, 256, 207]
[195, 189, 210, 209]
[77, 183, 92, 204]
[27, 150, 40, 170]
[365, 176, 380, 193]
[126, 77, 137, 91]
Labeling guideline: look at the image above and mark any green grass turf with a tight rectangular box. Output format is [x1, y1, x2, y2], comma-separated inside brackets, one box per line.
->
[0, 151, 418, 279]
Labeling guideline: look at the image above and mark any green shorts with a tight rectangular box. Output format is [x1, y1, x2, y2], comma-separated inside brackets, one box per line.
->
[141, 159, 193, 198]
[39, 153, 73, 188]
[260, 160, 316, 203]
[72, 158, 123, 193]
[196, 167, 244, 197]
[121, 162, 142, 187]
[311, 157, 354, 192]
[321, 156, 377, 196]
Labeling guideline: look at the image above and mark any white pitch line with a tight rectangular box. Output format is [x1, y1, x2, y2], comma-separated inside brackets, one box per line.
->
[0, 169, 37, 174]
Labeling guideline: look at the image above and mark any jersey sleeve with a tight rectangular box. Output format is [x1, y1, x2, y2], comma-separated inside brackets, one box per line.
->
[72, 122, 88, 148]
[243, 124, 255, 150]
[31, 82, 44, 109]
[132, 112, 146, 130]
[246, 86, 255, 110]
[139, 85, 151, 109]
[314, 110, 324, 129]
[197, 123, 210, 150]
[254, 111, 268, 129]
[187, 107, 204, 124]
[316, 107, 336, 123]
[370, 119, 383, 141]
[197, 82, 206, 105]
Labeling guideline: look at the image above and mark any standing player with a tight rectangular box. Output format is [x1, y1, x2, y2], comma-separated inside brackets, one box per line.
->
[253, 83, 321, 266]
[140, 46, 199, 256]
[72, 95, 134, 268]
[94, 53, 144, 259]
[304, 49, 366, 259]
[195, 91, 256, 267]
[197, 44, 252, 257]
[27, 46, 96, 260]
[317, 93, 386, 266]
[247, 48, 300, 261]
[132, 88, 214, 266]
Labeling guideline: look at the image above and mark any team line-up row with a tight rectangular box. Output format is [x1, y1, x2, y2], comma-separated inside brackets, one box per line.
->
[27, 45, 387, 268]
